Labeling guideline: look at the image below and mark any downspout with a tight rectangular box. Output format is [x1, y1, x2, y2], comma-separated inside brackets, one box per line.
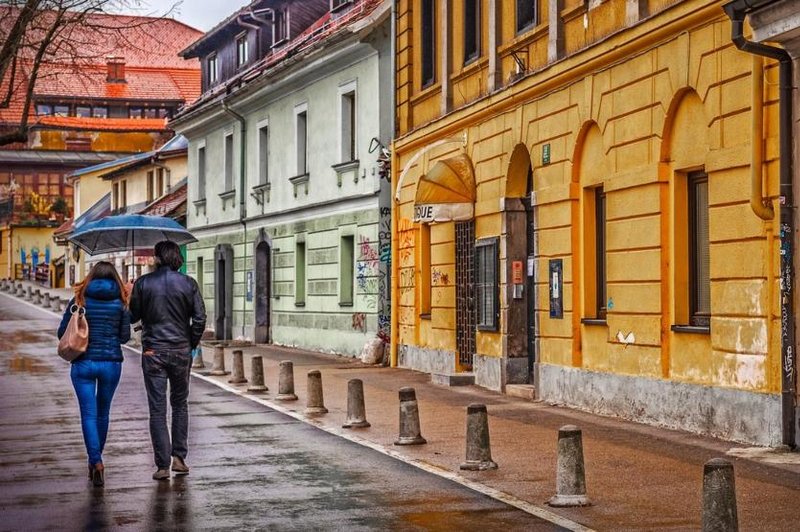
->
[390, 0, 399, 368]
[724, 0, 796, 448]
[223, 101, 249, 339]
[750, 56, 774, 221]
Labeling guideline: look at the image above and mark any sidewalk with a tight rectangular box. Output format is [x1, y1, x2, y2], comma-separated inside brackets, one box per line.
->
[195, 343, 800, 531]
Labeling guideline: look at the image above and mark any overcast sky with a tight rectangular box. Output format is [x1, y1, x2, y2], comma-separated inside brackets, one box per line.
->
[121, 0, 252, 31]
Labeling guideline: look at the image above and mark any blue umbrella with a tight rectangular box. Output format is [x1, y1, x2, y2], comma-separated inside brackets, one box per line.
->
[68, 214, 197, 255]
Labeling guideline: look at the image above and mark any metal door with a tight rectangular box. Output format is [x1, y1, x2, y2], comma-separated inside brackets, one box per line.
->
[455, 221, 476, 368]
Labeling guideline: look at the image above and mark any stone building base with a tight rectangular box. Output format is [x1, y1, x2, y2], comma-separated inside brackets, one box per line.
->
[538, 364, 782, 446]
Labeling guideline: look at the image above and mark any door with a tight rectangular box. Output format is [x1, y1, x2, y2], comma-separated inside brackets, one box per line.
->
[523, 168, 536, 383]
[455, 221, 476, 369]
[214, 244, 233, 341]
[254, 240, 271, 344]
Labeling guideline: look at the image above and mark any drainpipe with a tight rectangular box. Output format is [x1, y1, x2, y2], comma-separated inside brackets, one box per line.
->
[724, 0, 796, 448]
[390, 0, 399, 368]
[750, 56, 774, 221]
[223, 101, 249, 339]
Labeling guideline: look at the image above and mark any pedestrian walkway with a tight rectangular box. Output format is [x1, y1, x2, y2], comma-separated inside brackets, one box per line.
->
[196, 343, 800, 531]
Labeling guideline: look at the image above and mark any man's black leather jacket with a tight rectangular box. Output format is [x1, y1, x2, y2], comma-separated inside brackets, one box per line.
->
[130, 265, 206, 352]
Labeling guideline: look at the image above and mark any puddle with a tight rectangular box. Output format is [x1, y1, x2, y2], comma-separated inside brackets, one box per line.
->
[6, 354, 53, 375]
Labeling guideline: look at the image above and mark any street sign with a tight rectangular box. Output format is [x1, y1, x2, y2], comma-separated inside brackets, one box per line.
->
[542, 143, 551, 165]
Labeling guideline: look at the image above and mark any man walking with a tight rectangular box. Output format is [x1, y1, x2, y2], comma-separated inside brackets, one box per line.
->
[130, 241, 206, 480]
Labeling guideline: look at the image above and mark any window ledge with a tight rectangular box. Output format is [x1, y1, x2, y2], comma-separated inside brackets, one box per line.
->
[272, 37, 289, 49]
[581, 318, 607, 326]
[339, 301, 353, 308]
[671, 325, 710, 335]
[295, 301, 305, 308]
[218, 190, 236, 200]
[252, 182, 271, 192]
[288, 173, 309, 185]
[419, 313, 431, 320]
[332, 159, 360, 172]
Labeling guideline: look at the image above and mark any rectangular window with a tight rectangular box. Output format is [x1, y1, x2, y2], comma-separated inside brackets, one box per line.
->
[196, 257, 204, 297]
[93, 106, 108, 118]
[475, 238, 499, 331]
[339, 235, 354, 305]
[689, 172, 710, 327]
[146, 170, 154, 202]
[236, 33, 249, 67]
[516, 0, 537, 33]
[295, 241, 306, 305]
[273, 9, 288, 44]
[120, 180, 127, 210]
[224, 133, 234, 191]
[54, 105, 69, 117]
[258, 124, 269, 185]
[208, 53, 218, 85]
[112, 182, 119, 211]
[595, 187, 607, 319]
[421, 0, 435, 88]
[36, 104, 52, 116]
[419, 224, 432, 316]
[156, 168, 165, 197]
[340, 91, 356, 162]
[296, 110, 307, 175]
[464, 0, 481, 64]
[129, 107, 143, 119]
[144, 108, 158, 119]
[331, 0, 352, 10]
[197, 146, 206, 200]
[75, 106, 91, 118]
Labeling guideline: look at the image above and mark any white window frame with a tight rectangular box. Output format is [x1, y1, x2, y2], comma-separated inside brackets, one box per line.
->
[224, 130, 235, 192]
[294, 103, 308, 176]
[208, 53, 218, 85]
[236, 32, 249, 67]
[257, 118, 269, 186]
[196, 140, 206, 201]
[338, 80, 357, 163]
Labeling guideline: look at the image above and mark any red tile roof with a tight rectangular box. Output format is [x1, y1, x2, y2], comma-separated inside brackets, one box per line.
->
[141, 182, 187, 219]
[0, 9, 202, 126]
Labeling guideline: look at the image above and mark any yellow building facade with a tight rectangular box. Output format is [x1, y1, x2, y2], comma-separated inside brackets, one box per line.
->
[391, 0, 793, 445]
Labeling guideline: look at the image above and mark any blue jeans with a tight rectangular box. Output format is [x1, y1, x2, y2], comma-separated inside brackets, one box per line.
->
[142, 351, 192, 468]
[70, 359, 122, 465]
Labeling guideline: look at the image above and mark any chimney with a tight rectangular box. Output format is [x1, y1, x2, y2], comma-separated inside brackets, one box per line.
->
[106, 56, 126, 83]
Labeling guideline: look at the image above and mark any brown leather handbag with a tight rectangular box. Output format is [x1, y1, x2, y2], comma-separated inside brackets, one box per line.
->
[57, 304, 88, 362]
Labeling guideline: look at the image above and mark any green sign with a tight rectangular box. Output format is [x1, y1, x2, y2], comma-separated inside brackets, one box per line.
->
[542, 143, 551, 165]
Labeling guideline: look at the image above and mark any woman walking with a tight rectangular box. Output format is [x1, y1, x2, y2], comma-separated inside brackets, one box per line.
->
[57, 261, 131, 487]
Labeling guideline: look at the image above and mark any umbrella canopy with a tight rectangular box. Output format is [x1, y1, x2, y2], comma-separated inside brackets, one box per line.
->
[68, 214, 197, 255]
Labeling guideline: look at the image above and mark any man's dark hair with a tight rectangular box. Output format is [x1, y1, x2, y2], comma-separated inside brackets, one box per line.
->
[154, 241, 184, 271]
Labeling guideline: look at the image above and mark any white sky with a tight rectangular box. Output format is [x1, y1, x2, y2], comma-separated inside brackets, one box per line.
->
[120, 0, 252, 31]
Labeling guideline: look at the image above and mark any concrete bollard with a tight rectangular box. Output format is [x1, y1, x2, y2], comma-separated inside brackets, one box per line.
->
[275, 360, 298, 401]
[702, 458, 738, 532]
[42, 292, 50, 308]
[304, 370, 328, 415]
[48, 295, 59, 310]
[191, 345, 207, 370]
[548, 425, 591, 507]
[247, 356, 268, 393]
[394, 387, 427, 445]
[228, 349, 248, 384]
[208, 345, 230, 376]
[16, 284, 24, 297]
[33, 289, 42, 305]
[342, 379, 370, 428]
[459, 404, 498, 471]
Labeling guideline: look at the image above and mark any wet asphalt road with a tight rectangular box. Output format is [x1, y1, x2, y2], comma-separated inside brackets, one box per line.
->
[0, 293, 560, 531]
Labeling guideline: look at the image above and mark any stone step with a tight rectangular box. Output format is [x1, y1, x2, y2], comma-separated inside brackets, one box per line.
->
[505, 384, 536, 401]
[431, 372, 475, 387]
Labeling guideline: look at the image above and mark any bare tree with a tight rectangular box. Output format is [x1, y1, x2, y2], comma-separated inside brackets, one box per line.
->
[0, 0, 177, 146]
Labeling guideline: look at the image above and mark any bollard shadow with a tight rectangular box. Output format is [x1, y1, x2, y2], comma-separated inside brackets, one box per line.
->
[82, 485, 110, 532]
[144, 476, 193, 531]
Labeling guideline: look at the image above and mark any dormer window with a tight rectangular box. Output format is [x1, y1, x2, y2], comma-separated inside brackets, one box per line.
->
[236, 33, 249, 67]
[208, 53, 218, 85]
[273, 8, 288, 46]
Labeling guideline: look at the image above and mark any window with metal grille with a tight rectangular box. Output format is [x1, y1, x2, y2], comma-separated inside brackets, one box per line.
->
[689, 172, 710, 327]
[475, 238, 499, 331]
[464, 0, 480, 64]
[421, 0, 435, 88]
[595, 187, 606, 319]
[516, 0, 537, 33]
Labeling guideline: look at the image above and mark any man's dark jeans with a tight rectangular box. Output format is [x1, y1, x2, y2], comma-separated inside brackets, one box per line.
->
[142, 350, 191, 468]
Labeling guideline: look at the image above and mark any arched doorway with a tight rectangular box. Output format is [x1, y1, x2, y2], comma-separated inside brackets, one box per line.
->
[504, 143, 535, 384]
[254, 230, 271, 344]
[214, 244, 234, 341]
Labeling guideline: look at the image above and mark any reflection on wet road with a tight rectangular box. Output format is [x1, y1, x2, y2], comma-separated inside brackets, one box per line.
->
[0, 293, 560, 531]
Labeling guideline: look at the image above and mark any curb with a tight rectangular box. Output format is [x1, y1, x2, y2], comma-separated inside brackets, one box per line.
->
[190, 369, 595, 532]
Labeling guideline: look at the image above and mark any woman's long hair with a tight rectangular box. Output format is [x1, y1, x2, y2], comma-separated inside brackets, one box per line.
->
[73, 261, 128, 308]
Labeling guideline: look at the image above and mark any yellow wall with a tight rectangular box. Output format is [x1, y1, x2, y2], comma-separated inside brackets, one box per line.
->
[109, 155, 187, 210]
[393, 0, 782, 394]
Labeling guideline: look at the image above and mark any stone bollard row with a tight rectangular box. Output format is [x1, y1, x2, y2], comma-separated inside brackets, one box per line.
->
[702, 458, 738, 532]
[25, 286, 33, 301]
[395, 387, 426, 445]
[460, 404, 497, 471]
[247, 356, 268, 393]
[276, 360, 298, 401]
[342, 379, 370, 428]
[208, 345, 230, 376]
[228, 349, 248, 385]
[304, 370, 328, 415]
[42, 292, 50, 308]
[548, 425, 591, 507]
[16, 284, 24, 297]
